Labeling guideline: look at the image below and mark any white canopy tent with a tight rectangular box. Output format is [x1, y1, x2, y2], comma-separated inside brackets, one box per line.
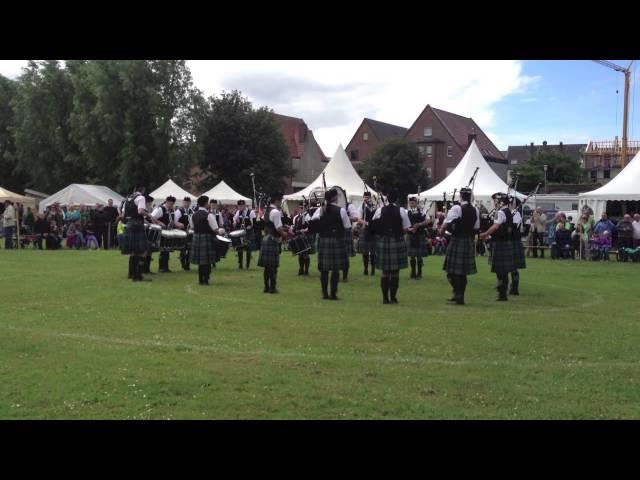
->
[414, 140, 524, 210]
[579, 149, 640, 219]
[282, 145, 376, 213]
[149, 179, 196, 207]
[0, 186, 36, 209]
[201, 180, 252, 206]
[39, 184, 124, 213]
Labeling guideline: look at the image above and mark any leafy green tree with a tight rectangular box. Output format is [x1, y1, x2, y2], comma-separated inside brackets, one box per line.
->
[511, 149, 585, 191]
[362, 138, 430, 205]
[198, 90, 292, 196]
[0, 74, 30, 192]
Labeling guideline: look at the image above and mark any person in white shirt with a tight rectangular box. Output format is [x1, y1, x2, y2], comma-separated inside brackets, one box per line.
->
[406, 197, 430, 280]
[3, 200, 16, 249]
[151, 196, 176, 273]
[633, 213, 640, 248]
[342, 201, 359, 281]
[174, 196, 193, 271]
[356, 191, 378, 275]
[258, 193, 291, 294]
[509, 197, 527, 295]
[121, 185, 154, 282]
[232, 199, 257, 270]
[440, 187, 480, 305]
[190, 195, 225, 285]
[309, 189, 352, 300]
[370, 191, 411, 304]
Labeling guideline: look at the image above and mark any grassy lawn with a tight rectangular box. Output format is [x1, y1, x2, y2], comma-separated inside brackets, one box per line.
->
[0, 245, 639, 419]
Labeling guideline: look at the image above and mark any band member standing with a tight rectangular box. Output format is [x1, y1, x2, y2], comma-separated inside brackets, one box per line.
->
[209, 198, 224, 267]
[441, 187, 479, 305]
[371, 191, 411, 304]
[141, 195, 157, 275]
[292, 202, 312, 276]
[151, 195, 176, 273]
[509, 196, 526, 295]
[190, 195, 225, 285]
[174, 196, 193, 271]
[357, 191, 377, 275]
[309, 189, 351, 300]
[342, 201, 358, 282]
[406, 197, 430, 280]
[258, 193, 291, 294]
[233, 199, 256, 270]
[120, 184, 153, 282]
[479, 193, 516, 301]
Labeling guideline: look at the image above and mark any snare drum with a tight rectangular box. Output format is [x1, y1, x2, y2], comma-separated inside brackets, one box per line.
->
[288, 235, 312, 255]
[215, 234, 232, 259]
[145, 223, 162, 251]
[160, 229, 188, 251]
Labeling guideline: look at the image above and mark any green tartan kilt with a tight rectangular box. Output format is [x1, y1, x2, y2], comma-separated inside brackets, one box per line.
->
[406, 232, 429, 257]
[190, 233, 217, 265]
[357, 230, 376, 254]
[316, 236, 348, 271]
[490, 239, 516, 274]
[344, 228, 356, 257]
[376, 235, 408, 271]
[512, 239, 527, 269]
[258, 234, 280, 268]
[443, 235, 477, 275]
[120, 220, 148, 255]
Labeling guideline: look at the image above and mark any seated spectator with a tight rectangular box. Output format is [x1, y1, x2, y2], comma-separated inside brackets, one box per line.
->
[593, 212, 615, 235]
[616, 214, 634, 251]
[555, 213, 572, 231]
[553, 223, 572, 259]
[65, 223, 80, 249]
[33, 213, 49, 250]
[47, 221, 62, 250]
[84, 220, 99, 249]
[591, 231, 612, 261]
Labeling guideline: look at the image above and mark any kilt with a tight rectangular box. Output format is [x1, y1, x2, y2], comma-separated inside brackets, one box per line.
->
[120, 220, 147, 255]
[376, 235, 408, 271]
[490, 239, 515, 274]
[406, 232, 429, 257]
[190, 233, 217, 265]
[316, 235, 348, 271]
[344, 228, 356, 257]
[357, 229, 376, 254]
[512, 238, 527, 269]
[443, 235, 477, 275]
[258, 234, 280, 268]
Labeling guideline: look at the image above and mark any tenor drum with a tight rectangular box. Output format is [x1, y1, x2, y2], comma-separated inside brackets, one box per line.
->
[288, 235, 312, 255]
[215, 234, 232, 259]
[229, 229, 246, 248]
[160, 229, 187, 251]
[145, 223, 162, 251]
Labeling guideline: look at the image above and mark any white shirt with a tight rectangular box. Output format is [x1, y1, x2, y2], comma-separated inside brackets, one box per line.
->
[632, 220, 640, 240]
[347, 204, 359, 222]
[2, 205, 15, 227]
[372, 205, 412, 229]
[359, 202, 376, 222]
[311, 204, 352, 229]
[174, 207, 192, 226]
[268, 205, 283, 230]
[189, 207, 221, 233]
[443, 202, 480, 230]
[512, 210, 522, 226]
[233, 208, 256, 225]
[134, 195, 146, 214]
[494, 209, 507, 225]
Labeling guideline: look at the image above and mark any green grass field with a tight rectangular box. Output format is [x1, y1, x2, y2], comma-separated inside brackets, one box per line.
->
[1, 246, 639, 419]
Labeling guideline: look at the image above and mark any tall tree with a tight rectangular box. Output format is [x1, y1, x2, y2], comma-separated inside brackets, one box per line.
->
[511, 149, 585, 191]
[199, 90, 292, 196]
[362, 138, 430, 205]
[0, 74, 30, 192]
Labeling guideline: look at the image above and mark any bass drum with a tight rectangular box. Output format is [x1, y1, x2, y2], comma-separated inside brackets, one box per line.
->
[215, 235, 232, 259]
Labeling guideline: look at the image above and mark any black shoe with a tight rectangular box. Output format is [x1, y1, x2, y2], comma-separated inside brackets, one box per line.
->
[323, 293, 330, 300]
[298, 270, 304, 276]
[455, 297, 465, 305]
[263, 287, 270, 293]
[509, 288, 519, 296]
[383, 298, 390, 304]
[447, 296, 457, 302]
[364, 270, 369, 276]
[390, 298, 398, 304]
[270, 288, 279, 294]
[330, 295, 338, 300]
[239, 264, 243, 270]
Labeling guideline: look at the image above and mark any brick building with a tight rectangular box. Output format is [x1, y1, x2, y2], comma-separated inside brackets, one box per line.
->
[345, 118, 407, 170]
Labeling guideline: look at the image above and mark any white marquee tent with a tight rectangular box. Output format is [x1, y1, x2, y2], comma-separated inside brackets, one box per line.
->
[149, 179, 196, 207]
[579, 149, 640, 218]
[414, 140, 524, 210]
[39, 184, 124, 213]
[282, 145, 376, 213]
[201, 180, 252, 205]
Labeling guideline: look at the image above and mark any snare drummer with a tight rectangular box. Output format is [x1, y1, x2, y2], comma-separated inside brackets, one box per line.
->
[175, 196, 193, 271]
[190, 195, 225, 286]
[233, 199, 256, 270]
[151, 195, 176, 273]
[120, 184, 154, 282]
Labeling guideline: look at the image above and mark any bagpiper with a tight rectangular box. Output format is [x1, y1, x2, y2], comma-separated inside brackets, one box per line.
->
[356, 191, 377, 275]
[190, 195, 225, 285]
[406, 196, 430, 279]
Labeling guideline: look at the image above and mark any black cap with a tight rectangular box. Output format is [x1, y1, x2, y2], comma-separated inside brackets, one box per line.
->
[183, 197, 191, 202]
[324, 188, 338, 201]
[363, 191, 371, 197]
[209, 198, 218, 204]
[166, 196, 176, 203]
[387, 190, 399, 203]
[408, 197, 417, 202]
[270, 192, 284, 202]
[145, 194, 154, 203]
[198, 195, 209, 207]
[237, 200, 246, 206]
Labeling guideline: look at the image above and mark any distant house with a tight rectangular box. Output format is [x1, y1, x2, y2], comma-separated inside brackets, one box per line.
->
[345, 118, 408, 169]
[346, 105, 508, 184]
[582, 138, 640, 184]
[272, 113, 328, 193]
[506, 141, 586, 167]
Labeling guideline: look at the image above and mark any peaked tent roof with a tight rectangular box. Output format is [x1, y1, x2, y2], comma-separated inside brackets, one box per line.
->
[39, 184, 124, 212]
[149, 179, 196, 206]
[201, 180, 252, 205]
[283, 145, 377, 203]
[417, 140, 523, 203]
[0, 186, 36, 208]
[579, 149, 640, 201]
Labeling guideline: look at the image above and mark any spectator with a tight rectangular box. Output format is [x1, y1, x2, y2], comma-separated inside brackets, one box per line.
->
[3, 200, 16, 249]
[553, 222, 572, 259]
[575, 215, 592, 260]
[66, 223, 80, 249]
[530, 207, 547, 258]
[23, 207, 35, 234]
[103, 199, 120, 248]
[616, 214, 634, 250]
[591, 231, 612, 261]
[79, 204, 90, 230]
[555, 213, 572, 231]
[84, 219, 99, 249]
[65, 204, 81, 224]
[633, 213, 640, 248]
[116, 219, 125, 247]
[47, 221, 62, 249]
[93, 204, 109, 248]
[34, 213, 49, 250]
[593, 212, 615, 235]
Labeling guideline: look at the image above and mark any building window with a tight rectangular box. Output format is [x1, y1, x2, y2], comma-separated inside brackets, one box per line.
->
[363, 132, 368, 141]
[426, 168, 432, 178]
[350, 150, 358, 161]
[447, 146, 453, 157]
[424, 127, 432, 137]
[604, 169, 611, 179]
[418, 145, 426, 156]
[590, 169, 597, 181]
[446, 167, 454, 176]
[426, 145, 433, 157]
[572, 203, 579, 210]
[511, 159, 518, 165]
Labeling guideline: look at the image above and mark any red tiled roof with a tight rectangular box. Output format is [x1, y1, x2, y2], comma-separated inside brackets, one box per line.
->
[272, 113, 307, 159]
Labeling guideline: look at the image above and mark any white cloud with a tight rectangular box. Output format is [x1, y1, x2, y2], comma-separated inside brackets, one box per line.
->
[0, 60, 30, 79]
[0, 60, 539, 155]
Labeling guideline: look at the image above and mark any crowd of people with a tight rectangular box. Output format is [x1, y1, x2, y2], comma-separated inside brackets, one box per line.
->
[526, 207, 640, 262]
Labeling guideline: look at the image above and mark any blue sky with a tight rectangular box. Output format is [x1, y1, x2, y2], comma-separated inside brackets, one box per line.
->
[491, 60, 639, 149]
